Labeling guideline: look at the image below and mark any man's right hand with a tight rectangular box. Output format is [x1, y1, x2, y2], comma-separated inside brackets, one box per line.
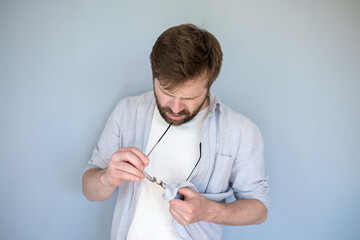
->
[82, 147, 149, 202]
[100, 147, 149, 187]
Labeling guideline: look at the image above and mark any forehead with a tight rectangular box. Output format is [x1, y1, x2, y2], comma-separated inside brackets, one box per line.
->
[155, 76, 208, 97]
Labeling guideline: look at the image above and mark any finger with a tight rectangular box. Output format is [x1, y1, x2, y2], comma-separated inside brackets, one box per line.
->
[118, 147, 149, 166]
[170, 206, 194, 226]
[111, 161, 145, 179]
[169, 207, 187, 225]
[170, 198, 189, 210]
[112, 149, 146, 171]
[113, 170, 142, 182]
[177, 187, 197, 198]
[104, 168, 141, 186]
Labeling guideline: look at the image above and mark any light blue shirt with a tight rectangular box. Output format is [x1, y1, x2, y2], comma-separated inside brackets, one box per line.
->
[85, 91, 269, 240]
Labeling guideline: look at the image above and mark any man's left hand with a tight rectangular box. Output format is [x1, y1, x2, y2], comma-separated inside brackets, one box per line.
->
[169, 187, 213, 225]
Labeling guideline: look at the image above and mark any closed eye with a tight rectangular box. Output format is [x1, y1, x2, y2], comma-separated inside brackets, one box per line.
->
[159, 87, 200, 101]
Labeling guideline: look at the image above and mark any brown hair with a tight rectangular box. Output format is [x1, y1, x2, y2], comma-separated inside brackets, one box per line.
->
[150, 24, 223, 90]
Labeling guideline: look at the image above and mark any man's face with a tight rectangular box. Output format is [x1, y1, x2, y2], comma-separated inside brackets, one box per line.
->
[154, 76, 209, 126]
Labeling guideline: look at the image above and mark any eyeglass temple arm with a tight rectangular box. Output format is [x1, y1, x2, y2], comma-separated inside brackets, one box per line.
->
[146, 123, 172, 157]
[143, 123, 173, 187]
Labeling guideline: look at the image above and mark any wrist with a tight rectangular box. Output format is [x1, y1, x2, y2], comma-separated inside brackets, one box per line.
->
[99, 169, 113, 187]
[99, 168, 124, 188]
[99, 172, 107, 186]
[204, 200, 220, 222]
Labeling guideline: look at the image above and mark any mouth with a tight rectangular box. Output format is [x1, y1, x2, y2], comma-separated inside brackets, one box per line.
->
[167, 112, 185, 121]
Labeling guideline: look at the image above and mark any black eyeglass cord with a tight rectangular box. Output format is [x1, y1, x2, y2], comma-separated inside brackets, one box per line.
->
[186, 142, 202, 181]
[143, 123, 202, 189]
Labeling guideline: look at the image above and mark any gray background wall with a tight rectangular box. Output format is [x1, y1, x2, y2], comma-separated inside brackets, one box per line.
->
[1, 0, 359, 239]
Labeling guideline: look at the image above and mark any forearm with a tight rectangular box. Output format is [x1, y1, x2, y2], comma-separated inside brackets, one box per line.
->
[206, 199, 268, 225]
[82, 168, 117, 202]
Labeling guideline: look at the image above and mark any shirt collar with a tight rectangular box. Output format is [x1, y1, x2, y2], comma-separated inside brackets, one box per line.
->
[208, 91, 221, 114]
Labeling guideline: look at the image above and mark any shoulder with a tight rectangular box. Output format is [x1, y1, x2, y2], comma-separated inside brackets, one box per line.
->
[221, 105, 259, 134]
[209, 92, 260, 135]
[209, 93, 264, 154]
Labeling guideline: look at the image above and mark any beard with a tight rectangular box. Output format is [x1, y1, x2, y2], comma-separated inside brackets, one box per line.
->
[154, 91, 208, 126]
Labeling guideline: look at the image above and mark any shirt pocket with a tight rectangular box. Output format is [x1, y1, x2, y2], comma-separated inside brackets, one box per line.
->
[205, 153, 234, 194]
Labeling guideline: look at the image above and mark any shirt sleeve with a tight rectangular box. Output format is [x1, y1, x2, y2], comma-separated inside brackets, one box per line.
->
[83, 103, 123, 173]
[230, 122, 270, 210]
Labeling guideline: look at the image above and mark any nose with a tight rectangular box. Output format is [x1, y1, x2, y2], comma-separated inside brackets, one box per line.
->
[169, 98, 185, 114]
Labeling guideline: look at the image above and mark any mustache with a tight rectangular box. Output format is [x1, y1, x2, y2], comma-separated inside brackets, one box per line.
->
[163, 107, 190, 116]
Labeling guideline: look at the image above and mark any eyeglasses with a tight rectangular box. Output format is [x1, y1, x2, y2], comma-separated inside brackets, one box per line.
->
[143, 123, 202, 189]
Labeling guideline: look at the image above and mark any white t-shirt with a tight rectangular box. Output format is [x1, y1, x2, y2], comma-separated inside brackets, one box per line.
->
[126, 105, 208, 239]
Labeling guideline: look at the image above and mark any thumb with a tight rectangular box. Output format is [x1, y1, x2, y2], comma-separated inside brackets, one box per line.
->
[177, 187, 196, 198]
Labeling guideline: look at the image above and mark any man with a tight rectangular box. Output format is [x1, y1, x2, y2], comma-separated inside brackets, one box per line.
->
[82, 23, 269, 240]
